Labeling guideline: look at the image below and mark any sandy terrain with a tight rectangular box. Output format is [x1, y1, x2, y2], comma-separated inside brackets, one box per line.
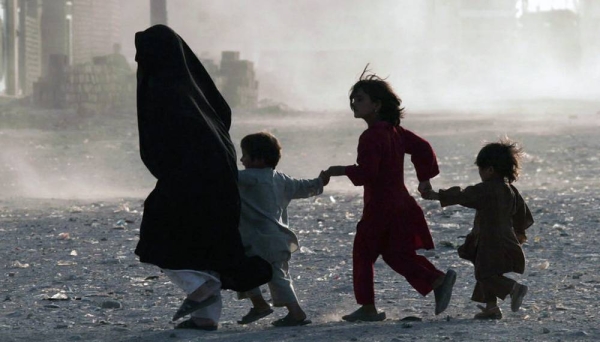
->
[1, 99, 599, 341]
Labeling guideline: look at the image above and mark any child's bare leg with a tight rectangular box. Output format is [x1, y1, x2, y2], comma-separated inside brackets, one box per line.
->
[474, 299, 502, 320]
[285, 301, 307, 321]
[271, 301, 311, 326]
[249, 294, 271, 312]
[485, 299, 498, 309]
[237, 292, 273, 325]
[474, 281, 503, 319]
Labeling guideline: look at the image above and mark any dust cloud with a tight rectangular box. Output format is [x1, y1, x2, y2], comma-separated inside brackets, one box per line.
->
[1, 1, 599, 199]
[0, 106, 152, 200]
[120, 0, 599, 111]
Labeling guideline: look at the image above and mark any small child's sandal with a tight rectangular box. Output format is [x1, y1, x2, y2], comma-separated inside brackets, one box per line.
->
[473, 305, 502, 320]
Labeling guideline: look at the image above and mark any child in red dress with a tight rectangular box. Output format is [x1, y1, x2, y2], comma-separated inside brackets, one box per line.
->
[324, 69, 455, 321]
[422, 139, 533, 319]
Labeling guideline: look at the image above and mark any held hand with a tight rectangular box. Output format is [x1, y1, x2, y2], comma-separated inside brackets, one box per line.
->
[326, 166, 346, 177]
[319, 170, 331, 186]
[418, 180, 432, 195]
[421, 189, 439, 200]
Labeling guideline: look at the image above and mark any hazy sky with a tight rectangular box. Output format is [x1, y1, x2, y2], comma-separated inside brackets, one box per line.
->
[120, 1, 598, 110]
[121, 1, 431, 57]
[120, 1, 437, 109]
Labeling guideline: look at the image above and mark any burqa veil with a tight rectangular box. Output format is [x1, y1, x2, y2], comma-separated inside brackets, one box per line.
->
[134, 25, 271, 292]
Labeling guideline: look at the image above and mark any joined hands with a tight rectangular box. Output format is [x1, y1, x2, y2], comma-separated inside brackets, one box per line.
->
[418, 180, 439, 200]
[319, 170, 331, 186]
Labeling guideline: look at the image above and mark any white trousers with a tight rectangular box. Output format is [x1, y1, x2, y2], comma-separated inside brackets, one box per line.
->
[238, 259, 298, 306]
[163, 269, 222, 323]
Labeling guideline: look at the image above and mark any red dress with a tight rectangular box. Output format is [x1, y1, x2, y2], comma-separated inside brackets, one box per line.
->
[345, 122, 444, 303]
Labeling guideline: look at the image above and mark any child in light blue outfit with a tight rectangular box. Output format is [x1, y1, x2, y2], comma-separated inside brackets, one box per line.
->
[236, 132, 329, 327]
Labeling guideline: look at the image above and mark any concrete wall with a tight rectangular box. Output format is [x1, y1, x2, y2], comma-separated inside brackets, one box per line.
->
[63, 61, 135, 112]
[33, 54, 135, 112]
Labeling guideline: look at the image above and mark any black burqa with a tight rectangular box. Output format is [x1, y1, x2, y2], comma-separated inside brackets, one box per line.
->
[134, 25, 271, 292]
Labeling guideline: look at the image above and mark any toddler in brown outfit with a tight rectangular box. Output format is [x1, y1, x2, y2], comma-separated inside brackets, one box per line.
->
[422, 139, 533, 319]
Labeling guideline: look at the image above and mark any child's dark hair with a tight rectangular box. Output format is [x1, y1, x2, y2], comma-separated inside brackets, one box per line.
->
[240, 132, 282, 168]
[349, 65, 404, 126]
[475, 138, 523, 183]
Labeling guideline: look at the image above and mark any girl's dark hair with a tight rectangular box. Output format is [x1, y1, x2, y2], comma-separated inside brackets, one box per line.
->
[475, 138, 523, 183]
[241, 132, 282, 168]
[349, 65, 404, 126]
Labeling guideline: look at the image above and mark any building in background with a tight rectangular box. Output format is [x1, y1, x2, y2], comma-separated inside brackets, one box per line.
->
[69, 0, 121, 66]
[35, 0, 128, 112]
[0, 0, 258, 110]
[3, 1, 593, 107]
[0, 0, 40, 96]
[219, 51, 258, 109]
[1, 0, 122, 97]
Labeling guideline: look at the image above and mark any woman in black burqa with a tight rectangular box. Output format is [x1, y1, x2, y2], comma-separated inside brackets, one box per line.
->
[134, 24, 271, 330]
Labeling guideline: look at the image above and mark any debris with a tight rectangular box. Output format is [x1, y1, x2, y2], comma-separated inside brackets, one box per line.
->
[10, 261, 30, 268]
[300, 246, 315, 254]
[538, 261, 550, 270]
[49, 293, 69, 301]
[113, 219, 127, 229]
[57, 232, 71, 240]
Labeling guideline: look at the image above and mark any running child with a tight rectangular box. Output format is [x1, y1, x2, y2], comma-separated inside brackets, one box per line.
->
[324, 68, 456, 322]
[422, 139, 533, 319]
[236, 132, 329, 327]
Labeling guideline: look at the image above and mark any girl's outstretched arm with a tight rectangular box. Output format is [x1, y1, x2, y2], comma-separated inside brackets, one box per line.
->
[325, 166, 346, 177]
[421, 189, 439, 200]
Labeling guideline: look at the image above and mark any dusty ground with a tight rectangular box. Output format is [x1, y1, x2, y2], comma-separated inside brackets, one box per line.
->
[1, 99, 599, 341]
